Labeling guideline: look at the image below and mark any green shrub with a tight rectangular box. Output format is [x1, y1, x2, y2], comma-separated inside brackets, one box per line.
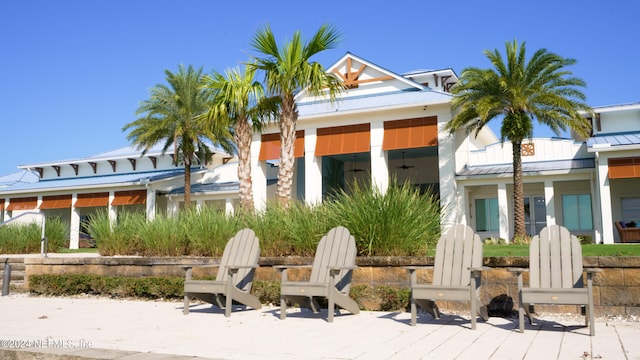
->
[28, 274, 411, 311]
[251, 280, 281, 305]
[138, 215, 188, 257]
[0, 217, 66, 254]
[29, 274, 183, 299]
[322, 180, 441, 256]
[181, 206, 237, 256]
[82, 179, 441, 257]
[89, 210, 147, 256]
[376, 286, 410, 311]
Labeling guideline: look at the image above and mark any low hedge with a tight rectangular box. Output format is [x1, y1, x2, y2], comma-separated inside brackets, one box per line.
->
[29, 274, 184, 299]
[28, 274, 410, 311]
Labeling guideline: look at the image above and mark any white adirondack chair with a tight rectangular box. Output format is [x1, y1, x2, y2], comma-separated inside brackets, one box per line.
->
[406, 224, 488, 329]
[509, 225, 600, 336]
[277, 226, 360, 322]
[183, 228, 262, 317]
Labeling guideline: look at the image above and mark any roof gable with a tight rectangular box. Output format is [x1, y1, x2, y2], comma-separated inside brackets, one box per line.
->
[328, 53, 424, 92]
[295, 53, 454, 117]
[296, 52, 426, 103]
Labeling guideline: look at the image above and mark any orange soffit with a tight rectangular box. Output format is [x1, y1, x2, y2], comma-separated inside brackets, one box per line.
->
[315, 124, 370, 156]
[39, 195, 72, 209]
[608, 157, 640, 179]
[111, 190, 147, 206]
[258, 131, 305, 161]
[6, 197, 38, 211]
[75, 193, 110, 208]
[382, 117, 438, 150]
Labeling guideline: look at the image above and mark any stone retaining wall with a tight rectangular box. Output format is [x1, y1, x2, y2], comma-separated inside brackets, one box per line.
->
[23, 256, 640, 317]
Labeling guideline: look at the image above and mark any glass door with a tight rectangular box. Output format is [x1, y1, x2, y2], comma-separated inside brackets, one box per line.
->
[524, 196, 547, 236]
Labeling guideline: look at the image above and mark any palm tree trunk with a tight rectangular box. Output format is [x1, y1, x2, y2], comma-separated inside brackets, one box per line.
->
[236, 118, 254, 212]
[512, 141, 525, 239]
[276, 94, 297, 208]
[184, 157, 192, 207]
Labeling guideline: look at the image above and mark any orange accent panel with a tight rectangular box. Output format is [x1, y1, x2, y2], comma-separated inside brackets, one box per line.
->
[111, 190, 147, 206]
[75, 193, 110, 208]
[258, 131, 305, 161]
[39, 195, 72, 209]
[6, 197, 38, 211]
[609, 157, 640, 179]
[382, 117, 438, 150]
[315, 124, 370, 156]
[0, 199, 4, 211]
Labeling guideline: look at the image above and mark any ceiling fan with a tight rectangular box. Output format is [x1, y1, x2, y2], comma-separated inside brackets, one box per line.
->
[350, 155, 365, 173]
[398, 151, 415, 170]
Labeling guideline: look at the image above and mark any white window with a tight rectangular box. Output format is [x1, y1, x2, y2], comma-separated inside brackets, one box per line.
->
[621, 197, 640, 223]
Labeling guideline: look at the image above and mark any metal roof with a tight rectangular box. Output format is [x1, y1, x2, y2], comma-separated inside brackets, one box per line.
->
[297, 89, 451, 117]
[0, 170, 39, 188]
[18, 142, 231, 170]
[0, 168, 196, 194]
[169, 181, 239, 195]
[458, 158, 595, 177]
[587, 131, 640, 152]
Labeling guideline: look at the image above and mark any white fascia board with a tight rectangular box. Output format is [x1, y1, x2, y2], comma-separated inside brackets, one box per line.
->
[593, 102, 640, 113]
[587, 144, 640, 153]
[456, 167, 594, 181]
[299, 98, 451, 121]
[0, 170, 202, 196]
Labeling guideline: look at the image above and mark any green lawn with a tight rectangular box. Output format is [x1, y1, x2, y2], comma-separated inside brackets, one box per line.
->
[55, 248, 100, 254]
[52, 245, 640, 257]
[482, 244, 640, 257]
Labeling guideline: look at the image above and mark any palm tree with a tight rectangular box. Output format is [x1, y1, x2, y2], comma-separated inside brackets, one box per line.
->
[250, 24, 344, 207]
[203, 64, 278, 213]
[445, 40, 591, 240]
[122, 64, 233, 206]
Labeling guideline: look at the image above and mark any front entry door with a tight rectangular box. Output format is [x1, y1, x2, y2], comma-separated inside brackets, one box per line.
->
[524, 196, 546, 236]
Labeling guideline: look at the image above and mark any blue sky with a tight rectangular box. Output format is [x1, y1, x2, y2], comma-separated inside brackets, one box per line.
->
[1, 0, 638, 176]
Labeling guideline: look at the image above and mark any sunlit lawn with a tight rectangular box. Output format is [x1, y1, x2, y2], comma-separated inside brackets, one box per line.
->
[482, 244, 640, 257]
[53, 244, 640, 257]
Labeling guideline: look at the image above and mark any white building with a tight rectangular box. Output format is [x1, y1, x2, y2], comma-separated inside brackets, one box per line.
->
[1, 53, 638, 247]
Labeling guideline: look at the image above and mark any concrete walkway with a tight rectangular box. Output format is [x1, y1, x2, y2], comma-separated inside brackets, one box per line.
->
[1, 295, 638, 359]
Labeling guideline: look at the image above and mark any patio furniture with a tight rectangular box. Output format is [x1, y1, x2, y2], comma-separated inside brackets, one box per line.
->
[405, 223, 489, 329]
[183, 228, 262, 317]
[615, 221, 640, 243]
[509, 225, 600, 336]
[277, 226, 360, 322]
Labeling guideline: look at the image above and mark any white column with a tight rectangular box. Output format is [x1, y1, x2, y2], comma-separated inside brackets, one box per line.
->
[304, 128, 323, 205]
[225, 198, 235, 216]
[590, 171, 602, 244]
[498, 182, 510, 241]
[597, 153, 615, 244]
[146, 188, 156, 221]
[108, 191, 117, 228]
[69, 194, 80, 250]
[438, 121, 457, 228]
[251, 134, 268, 211]
[370, 120, 389, 194]
[167, 196, 179, 218]
[458, 184, 468, 226]
[544, 180, 556, 226]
